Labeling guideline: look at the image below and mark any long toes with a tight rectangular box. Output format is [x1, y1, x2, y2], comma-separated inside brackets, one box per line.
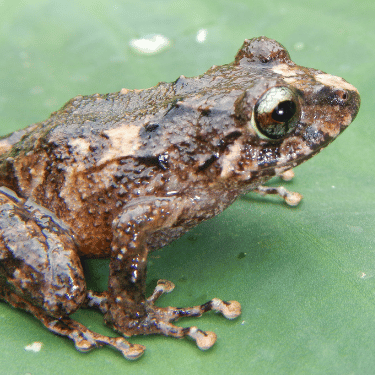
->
[74, 332, 145, 359]
[254, 185, 303, 206]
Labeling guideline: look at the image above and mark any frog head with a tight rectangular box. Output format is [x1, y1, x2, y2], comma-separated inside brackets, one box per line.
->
[219, 37, 360, 183]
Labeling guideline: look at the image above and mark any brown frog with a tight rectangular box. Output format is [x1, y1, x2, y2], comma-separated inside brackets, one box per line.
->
[0, 37, 360, 359]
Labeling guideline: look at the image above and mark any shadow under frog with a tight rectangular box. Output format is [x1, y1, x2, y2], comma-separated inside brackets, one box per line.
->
[0, 37, 360, 359]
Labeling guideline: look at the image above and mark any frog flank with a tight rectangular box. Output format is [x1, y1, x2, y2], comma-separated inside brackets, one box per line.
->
[0, 37, 360, 360]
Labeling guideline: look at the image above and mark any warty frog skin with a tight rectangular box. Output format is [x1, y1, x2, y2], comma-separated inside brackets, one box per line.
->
[0, 37, 360, 359]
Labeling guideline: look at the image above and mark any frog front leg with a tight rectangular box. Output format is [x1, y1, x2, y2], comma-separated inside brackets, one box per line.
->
[104, 197, 241, 350]
[0, 187, 144, 360]
[254, 169, 303, 206]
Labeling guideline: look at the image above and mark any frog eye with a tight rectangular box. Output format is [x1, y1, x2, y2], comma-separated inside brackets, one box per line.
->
[251, 87, 300, 140]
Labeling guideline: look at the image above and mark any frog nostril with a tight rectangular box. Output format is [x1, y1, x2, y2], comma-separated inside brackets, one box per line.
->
[335, 89, 348, 101]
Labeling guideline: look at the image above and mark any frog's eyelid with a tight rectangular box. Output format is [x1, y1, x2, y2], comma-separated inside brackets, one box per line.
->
[256, 87, 295, 115]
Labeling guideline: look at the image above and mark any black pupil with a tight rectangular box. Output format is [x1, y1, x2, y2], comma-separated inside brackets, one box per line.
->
[272, 100, 296, 122]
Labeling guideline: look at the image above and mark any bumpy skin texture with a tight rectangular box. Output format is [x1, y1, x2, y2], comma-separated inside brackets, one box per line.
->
[0, 37, 360, 359]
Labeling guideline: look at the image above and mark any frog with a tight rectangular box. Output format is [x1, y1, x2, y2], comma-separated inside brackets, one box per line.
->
[0, 36, 360, 360]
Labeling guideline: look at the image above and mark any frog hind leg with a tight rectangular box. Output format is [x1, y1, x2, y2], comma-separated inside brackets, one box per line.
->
[254, 169, 303, 206]
[2, 289, 144, 359]
[0, 187, 144, 360]
[104, 198, 241, 350]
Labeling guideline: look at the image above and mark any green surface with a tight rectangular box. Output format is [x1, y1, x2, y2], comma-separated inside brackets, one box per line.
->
[0, 0, 373, 374]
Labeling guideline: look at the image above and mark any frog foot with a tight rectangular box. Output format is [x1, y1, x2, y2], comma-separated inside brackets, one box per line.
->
[254, 169, 303, 206]
[253, 169, 303, 206]
[254, 185, 302, 206]
[3, 289, 145, 360]
[104, 280, 241, 350]
[42, 315, 145, 360]
[146, 280, 241, 350]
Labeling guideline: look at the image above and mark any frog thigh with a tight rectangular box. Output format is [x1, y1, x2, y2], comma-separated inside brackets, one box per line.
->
[0, 187, 86, 316]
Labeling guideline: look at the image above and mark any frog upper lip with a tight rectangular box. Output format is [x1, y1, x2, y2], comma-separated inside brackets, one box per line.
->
[350, 92, 361, 121]
[277, 137, 332, 171]
[251, 132, 336, 177]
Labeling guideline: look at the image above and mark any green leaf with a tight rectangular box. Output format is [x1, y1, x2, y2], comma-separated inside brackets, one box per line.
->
[0, 1, 373, 374]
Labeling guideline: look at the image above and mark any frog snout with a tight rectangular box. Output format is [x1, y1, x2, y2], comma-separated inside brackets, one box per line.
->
[313, 72, 360, 121]
[331, 87, 360, 121]
[344, 88, 361, 121]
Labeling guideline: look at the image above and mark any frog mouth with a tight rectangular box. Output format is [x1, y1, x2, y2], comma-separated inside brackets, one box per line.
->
[277, 94, 360, 167]
[250, 120, 350, 179]
[280, 141, 328, 170]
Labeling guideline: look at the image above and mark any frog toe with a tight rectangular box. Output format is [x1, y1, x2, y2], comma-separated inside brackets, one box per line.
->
[145, 320, 217, 350]
[210, 298, 242, 319]
[159, 322, 217, 350]
[147, 279, 175, 303]
[279, 168, 295, 181]
[188, 327, 217, 350]
[119, 342, 146, 360]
